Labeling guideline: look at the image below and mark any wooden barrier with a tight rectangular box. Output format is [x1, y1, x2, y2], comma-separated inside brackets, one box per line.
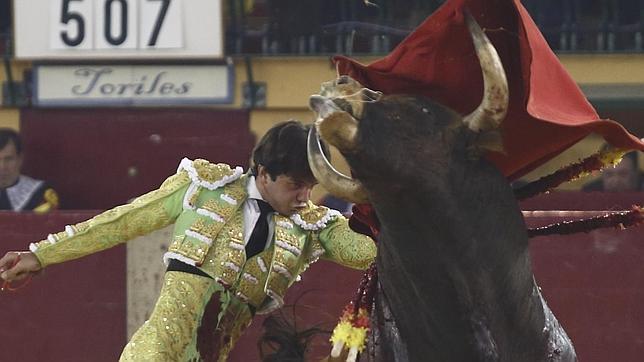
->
[0, 190, 642, 361]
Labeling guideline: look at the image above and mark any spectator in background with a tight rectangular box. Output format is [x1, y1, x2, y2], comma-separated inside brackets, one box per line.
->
[0, 128, 59, 212]
[583, 150, 643, 192]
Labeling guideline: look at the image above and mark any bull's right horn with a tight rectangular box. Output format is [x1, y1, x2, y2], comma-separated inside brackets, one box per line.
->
[307, 127, 369, 204]
[462, 12, 509, 132]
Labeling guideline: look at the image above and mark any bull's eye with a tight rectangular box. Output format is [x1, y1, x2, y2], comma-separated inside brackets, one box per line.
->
[332, 98, 354, 115]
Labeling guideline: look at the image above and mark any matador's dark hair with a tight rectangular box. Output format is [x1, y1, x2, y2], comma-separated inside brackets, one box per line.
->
[0, 128, 22, 154]
[251, 120, 330, 181]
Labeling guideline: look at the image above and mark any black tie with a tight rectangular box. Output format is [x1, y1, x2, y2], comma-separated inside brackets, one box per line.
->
[245, 199, 274, 258]
[0, 188, 10, 210]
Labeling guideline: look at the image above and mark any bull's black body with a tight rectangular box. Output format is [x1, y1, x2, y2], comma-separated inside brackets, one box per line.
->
[340, 95, 576, 362]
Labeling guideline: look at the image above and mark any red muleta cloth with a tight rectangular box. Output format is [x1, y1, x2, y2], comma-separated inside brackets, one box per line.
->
[334, 0, 644, 232]
[335, 0, 644, 181]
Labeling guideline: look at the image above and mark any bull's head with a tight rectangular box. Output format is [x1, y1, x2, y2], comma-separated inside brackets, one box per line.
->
[308, 13, 508, 203]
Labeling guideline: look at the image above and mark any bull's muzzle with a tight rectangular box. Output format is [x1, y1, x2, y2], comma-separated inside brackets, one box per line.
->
[307, 127, 368, 204]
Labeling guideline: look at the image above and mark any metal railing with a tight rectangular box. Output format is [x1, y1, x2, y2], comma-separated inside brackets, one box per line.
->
[523, 0, 644, 53]
[226, 0, 644, 55]
[224, 0, 440, 55]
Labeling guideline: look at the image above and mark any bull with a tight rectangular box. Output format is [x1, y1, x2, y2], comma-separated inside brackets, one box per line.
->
[307, 14, 576, 362]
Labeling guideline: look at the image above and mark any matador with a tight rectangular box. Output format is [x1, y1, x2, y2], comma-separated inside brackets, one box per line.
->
[0, 120, 376, 361]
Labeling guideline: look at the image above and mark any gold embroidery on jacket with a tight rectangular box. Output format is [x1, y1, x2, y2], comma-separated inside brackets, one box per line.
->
[204, 211, 246, 287]
[188, 190, 201, 208]
[234, 247, 274, 308]
[299, 207, 329, 225]
[265, 221, 308, 301]
[193, 160, 237, 183]
[202, 199, 235, 220]
[33, 172, 189, 265]
[173, 177, 247, 266]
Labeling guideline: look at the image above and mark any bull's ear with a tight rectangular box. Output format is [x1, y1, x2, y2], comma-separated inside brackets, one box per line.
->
[467, 129, 505, 157]
[361, 88, 383, 102]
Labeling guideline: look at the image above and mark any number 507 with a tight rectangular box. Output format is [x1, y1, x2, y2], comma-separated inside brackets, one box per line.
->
[50, 0, 183, 50]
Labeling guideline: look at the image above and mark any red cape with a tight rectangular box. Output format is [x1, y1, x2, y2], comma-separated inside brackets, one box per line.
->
[335, 0, 644, 181]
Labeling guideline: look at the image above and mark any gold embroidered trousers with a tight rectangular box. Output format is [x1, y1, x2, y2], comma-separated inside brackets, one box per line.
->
[120, 271, 252, 362]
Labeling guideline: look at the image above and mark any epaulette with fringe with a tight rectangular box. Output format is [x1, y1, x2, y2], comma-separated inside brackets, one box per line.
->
[177, 158, 244, 190]
[290, 203, 342, 231]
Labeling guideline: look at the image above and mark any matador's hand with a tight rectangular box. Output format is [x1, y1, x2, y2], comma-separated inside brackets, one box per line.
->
[0, 251, 42, 282]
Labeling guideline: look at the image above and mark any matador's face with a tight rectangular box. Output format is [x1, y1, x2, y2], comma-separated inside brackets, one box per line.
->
[256, 166, 316, 216]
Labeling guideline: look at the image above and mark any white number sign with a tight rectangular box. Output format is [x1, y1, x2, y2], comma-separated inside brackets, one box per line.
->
[50, 0, 181, 50]
[15, 0, 220, 59]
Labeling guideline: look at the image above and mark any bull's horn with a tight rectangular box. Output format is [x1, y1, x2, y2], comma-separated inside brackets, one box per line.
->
[307, 127, 369, 203]
[462, 12, 509, 132]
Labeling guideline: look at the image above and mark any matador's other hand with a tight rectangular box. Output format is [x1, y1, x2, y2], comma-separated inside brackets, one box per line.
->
[0, 251, 42, 282]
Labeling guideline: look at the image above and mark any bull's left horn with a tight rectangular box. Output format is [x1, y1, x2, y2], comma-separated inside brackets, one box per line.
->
[307, 127, 369, 204]
[462, 12, 509, 132]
